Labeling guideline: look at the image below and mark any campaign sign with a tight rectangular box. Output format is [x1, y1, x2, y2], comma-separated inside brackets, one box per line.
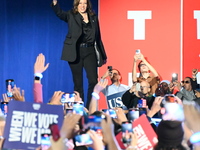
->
[106, 91, 126, 109]
[116, 114, 158, 150]
[3, 101, 63, 150]
[133, 114, 158, 150]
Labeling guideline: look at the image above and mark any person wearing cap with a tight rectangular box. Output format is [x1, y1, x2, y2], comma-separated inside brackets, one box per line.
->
[155, 120, 186, 150]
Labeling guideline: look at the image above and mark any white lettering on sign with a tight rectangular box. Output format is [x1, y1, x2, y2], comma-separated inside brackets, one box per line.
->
[194, 10, 200, 39]
[127, 11, 152, 40]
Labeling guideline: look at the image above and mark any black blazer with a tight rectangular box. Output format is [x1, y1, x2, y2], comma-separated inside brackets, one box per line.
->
[52, 3, 107, 66]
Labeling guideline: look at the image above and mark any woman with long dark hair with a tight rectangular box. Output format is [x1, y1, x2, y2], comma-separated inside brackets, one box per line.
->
[51, 0, 107, 108]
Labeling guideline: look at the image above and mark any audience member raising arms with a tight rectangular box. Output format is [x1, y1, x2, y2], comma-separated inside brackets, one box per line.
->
[132, 52, 160, 95]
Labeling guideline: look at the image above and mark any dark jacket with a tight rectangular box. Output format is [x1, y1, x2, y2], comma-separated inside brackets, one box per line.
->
[52, 3, 107, 66]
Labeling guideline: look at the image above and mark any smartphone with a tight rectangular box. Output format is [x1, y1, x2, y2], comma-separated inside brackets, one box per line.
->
[138, 107, 147, 116]
[164, 94, 175, 103]
[108, 66, 112, 72]
[73, 102, 84, 115]
[172, 73, 178, 82]
[6, 79, 14, 97]
[83, 115, 104, 139]
[128, 108, 139, 121]
[135, 49, 140, 54]
[84, 115, 103, 129]
[138, 99, 146, 108]
[1, 102, 8, 117]
[135, 82, 141, 92]
[60, 93, 75, 103]
[121, 121, 133, 143]
[102, 109, 117, 118]
[75, 133, 93, 146]
[49, 124, 60, 141]
[41, 133, 51, 150]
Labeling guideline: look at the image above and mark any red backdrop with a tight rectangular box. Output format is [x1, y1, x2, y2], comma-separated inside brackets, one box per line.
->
[97, 0, 200, 109]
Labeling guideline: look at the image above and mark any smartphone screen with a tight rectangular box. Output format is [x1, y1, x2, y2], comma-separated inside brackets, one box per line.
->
[138, 99, 146, 108]
[135, 49, 140, 54]
[1, 102, 8, 117]
[6, 79, 14, 97]
[121, 121, 133, 143]
[172, 73, 178, 82]
[41, 134, 51, 150]
[49, 124, 60, 141]
[73, 103, 84, 115]
[75, 133, 93, 146]
[60, 93, 75, 103]
[128, 109, 139, 121]
[102, 109, 117, 118]
[164, 94, 176, 103]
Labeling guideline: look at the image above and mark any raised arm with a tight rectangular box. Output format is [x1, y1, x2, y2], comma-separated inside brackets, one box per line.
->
[33, 53, 49, 103]
[140, 53, 158, 77]
[51, 0, 69, 22]
[132, 54, 140, 83]
[89, 79, 108, 114]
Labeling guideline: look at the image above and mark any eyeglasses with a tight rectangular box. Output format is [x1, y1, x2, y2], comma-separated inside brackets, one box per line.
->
[181, 81, 190, 84]
[140, 86, 150, 89]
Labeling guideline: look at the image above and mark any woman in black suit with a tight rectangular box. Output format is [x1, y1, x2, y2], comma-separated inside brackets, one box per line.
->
[52, 0, 107, 108]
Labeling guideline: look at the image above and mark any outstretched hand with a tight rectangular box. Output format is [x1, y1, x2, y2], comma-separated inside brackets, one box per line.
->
[12, 85, 25, 102]
[93, 79, 108, 94]
[49, 91, 64, 105]
[34, 53, 49, 74]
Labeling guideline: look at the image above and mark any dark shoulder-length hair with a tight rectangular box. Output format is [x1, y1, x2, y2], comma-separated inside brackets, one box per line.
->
[73, 0, 95, 15]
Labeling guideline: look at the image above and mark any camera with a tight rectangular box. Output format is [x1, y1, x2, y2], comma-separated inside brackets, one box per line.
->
[102, 109, 117, 118]
[83, 115, 104, 139]
[60, 93, 75, 103]
[121, 121, 133, 143]
[75, 133, 93, 146]
[1, 102, 8, 117]
[73, 102, 84, 115]
[135, 49, 141, 54]
[128, 108, 139, 121]
[41, 133, 51, 150]
[108, 66, 112, 72]
[6, 79, 14, 97]
[172, 73, 178, 82]
[164, 94, 175, 103]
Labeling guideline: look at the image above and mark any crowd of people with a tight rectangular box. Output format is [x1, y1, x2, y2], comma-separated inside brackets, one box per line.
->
[1, 0, 200, 149]
[0, 52, 199, 150]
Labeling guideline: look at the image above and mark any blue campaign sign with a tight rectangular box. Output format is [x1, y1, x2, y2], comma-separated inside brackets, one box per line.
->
[3, 101, 64, 150]
[106, 91, 127, 109]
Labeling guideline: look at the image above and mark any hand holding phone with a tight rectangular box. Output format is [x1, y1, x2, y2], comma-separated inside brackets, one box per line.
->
[75, 133, 93, 146]
[121, 121, 133, 143]
[108, 66, 112, 72]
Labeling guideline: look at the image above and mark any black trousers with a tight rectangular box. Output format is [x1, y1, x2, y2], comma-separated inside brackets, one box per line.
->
[68, 46, 98, 109]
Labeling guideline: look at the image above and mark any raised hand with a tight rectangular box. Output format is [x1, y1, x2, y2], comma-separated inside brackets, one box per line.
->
[49, 91, 64, 105]
[12, 85, 25, 101]
[34, 53, 49, 74]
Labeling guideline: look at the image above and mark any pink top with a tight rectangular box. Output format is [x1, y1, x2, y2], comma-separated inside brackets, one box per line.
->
[33, 83, 43, 103]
